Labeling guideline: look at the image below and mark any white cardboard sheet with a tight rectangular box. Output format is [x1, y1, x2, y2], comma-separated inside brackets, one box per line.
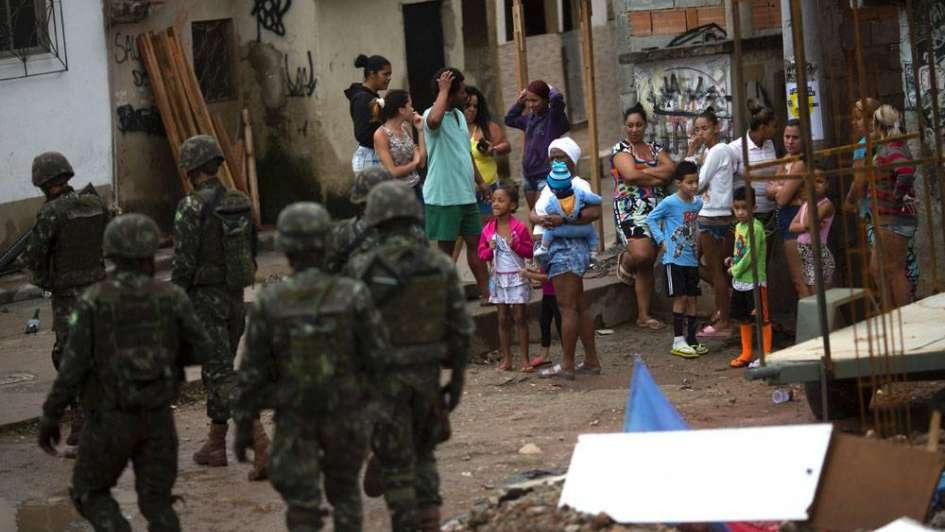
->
[559, 424, 833, 523]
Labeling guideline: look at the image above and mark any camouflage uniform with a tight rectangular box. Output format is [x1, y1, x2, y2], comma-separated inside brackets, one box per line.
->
[24, 152, 109, 447]
[172, 136, 256, 428]
[344, 182, 472, 532]
[39, 214, 211, 532]
[232, 202, 389, 531]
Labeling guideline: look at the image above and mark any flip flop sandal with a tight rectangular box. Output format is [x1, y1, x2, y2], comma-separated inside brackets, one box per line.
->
[729, 357, 752, 368]
[538, 364, 575, 381]
[575, 363, 602, 375]
[530, 357, 553, 368]
[636, 318, 666, 330]
[696, 324, 732, 339]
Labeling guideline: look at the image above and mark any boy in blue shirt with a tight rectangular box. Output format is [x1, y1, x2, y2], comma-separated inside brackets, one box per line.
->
[534, 160, 601, 261]
[646, 161, 706, 358]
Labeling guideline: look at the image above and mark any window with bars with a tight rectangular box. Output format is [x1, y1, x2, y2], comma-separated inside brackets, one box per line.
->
[0, 0, 49, 58]
[192, 19, 235, 103]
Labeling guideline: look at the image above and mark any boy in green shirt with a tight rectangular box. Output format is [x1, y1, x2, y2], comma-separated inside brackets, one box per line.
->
[727, 187, 772, 368]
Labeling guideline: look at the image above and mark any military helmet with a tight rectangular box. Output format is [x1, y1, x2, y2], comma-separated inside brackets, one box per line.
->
[363, 181, 422, 229]
[31, 152, 74, 188]
[350, 167, 393, 204]
[179, 135, 224, 172]
[103, 213, 161, 258]
[276, 202, 332, 253]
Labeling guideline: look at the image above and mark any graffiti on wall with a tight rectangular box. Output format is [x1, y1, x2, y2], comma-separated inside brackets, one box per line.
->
[633, 55, 733, 157]
[285, 50, 316, 98]
[116, 104, 165, 136]
[252, 0, 292, 40]
[903, 1, 945, 142]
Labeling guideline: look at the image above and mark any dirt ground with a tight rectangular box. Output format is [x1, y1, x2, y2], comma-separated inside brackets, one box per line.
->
[0, 318, 816, 531]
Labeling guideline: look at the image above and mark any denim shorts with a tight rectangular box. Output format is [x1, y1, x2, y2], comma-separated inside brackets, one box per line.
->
[543, 237, 591, 279]
[523, 174, 547, 193]
[878, 220, 918, 240]
[697, 215, 734, 241]
[777, 205, 801, 240]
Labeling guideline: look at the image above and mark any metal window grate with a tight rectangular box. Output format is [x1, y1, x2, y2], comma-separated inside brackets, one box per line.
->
[192, 19, 234, 103]
[0, 0, 68, 81]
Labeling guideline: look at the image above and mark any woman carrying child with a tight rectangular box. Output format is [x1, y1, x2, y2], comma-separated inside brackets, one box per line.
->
[534, 160, 602, 259]
[478, 185, 534, 371]
[373, 89, 426, 200]
[789, 171, 835, 297]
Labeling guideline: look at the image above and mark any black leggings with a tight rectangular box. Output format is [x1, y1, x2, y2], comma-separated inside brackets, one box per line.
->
[540, 295, 562, 347]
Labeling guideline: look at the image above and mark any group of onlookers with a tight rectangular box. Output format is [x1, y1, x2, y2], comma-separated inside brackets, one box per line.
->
[344, 52, 920, 371]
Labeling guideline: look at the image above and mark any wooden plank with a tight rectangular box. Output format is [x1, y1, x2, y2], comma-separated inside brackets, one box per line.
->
[165, 28, 236, 190]
[242, 109, 261, 225]
[579, 1, 604, 251]
[511, 0, 528, 91]
[137, 33, 191, 193]
[212, 112, 247, 194]
[153, 31, 199, 140]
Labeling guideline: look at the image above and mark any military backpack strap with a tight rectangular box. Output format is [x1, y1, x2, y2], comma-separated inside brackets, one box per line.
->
[199, 185, 227, 224]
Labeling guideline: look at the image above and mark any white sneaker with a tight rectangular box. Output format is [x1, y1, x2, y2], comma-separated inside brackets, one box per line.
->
[534, 245, 549, 257]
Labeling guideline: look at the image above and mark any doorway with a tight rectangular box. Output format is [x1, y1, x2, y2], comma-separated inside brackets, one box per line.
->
[403, 1, 446, 113]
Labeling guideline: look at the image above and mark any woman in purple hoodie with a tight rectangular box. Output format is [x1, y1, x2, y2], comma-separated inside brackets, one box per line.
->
[344, 54, 391, 172]
[505, 80, 570, 210]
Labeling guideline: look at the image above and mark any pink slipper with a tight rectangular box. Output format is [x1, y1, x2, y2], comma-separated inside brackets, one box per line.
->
[696, 324, 732, 339]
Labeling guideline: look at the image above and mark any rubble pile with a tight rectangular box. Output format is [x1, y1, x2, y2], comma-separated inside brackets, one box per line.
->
[442, 480, 675, 532]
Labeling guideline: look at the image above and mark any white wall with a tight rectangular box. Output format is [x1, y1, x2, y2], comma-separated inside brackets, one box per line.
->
[0, 1, 111, 203]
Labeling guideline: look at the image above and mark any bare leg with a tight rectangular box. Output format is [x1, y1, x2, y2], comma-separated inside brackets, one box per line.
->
[463, 234, 490, 301]
[783, 239, 806, 300]
[871, 228, 910, 309]
[512, 304, 530, 370]
[451, 238, 463, 263]
[624, 238, 657, 324]
[496, 304, 512, 370]
[551, 274, 581, 373]
[575, 283, 601, 368]
[698, 231, 732, 332]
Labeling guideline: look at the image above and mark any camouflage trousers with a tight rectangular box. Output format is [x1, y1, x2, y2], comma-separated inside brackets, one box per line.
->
[190, 286, 244, 423]
[270, 410, 369, 532]
[51, 290, 84, 370]
[372, 365, 451, 532]
[71, 407, 179, 532]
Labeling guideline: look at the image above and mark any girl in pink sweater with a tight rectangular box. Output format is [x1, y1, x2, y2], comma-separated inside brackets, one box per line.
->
[479, 185, 534, 371]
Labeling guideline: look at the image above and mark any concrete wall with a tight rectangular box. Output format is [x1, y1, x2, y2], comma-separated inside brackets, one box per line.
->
[0, 1, 112, 248]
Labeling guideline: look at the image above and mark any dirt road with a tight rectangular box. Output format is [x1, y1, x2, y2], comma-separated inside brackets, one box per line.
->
[0, 321, 813, 531]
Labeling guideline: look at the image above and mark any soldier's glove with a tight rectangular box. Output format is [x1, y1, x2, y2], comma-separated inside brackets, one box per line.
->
[233, 420, 254, 463]
[38, 416, 61, 456]
[441, 374, 465, 412]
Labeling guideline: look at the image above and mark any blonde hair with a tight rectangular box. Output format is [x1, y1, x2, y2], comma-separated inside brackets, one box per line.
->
[873, 104, 902, 137]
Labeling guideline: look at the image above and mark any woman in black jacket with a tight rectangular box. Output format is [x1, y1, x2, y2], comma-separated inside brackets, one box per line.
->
[344, 54, 392, 172]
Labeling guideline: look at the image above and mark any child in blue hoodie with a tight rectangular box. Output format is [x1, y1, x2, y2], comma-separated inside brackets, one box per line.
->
[534, 160, 601, 261]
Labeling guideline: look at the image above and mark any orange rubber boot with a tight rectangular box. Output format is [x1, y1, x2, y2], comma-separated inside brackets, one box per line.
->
[762, 323, 773, 354]
[730, 324, 754, 368]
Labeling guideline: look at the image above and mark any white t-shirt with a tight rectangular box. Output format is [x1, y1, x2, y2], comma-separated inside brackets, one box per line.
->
[729, 135, 778, 213]
[697, 143, 735, 218]
[533, 176, 592, 235]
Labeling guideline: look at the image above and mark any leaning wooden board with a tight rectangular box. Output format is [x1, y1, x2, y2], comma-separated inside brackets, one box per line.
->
[750, 293, 945, 384]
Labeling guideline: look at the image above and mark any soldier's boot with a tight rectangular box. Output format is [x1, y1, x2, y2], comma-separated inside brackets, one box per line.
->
[193, 423, 228, 466]
[418, 506, 441, 532]
[247, 420, 270, 481]
[362, 454, 384, 497]
[72, 488, 133, 532]
[285, 506, 323, 532]
[65, 407, 84, 446]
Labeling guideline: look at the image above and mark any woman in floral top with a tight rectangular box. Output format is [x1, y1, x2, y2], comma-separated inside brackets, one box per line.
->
[611, 103, 676, 329]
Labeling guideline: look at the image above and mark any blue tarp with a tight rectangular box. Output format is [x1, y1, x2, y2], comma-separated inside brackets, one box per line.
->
[623, 357, 689, 432]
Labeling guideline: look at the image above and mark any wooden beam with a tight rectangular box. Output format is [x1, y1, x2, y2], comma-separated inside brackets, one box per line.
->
[242, 109, 261, 225]
[512, 0, 528, 91]
[579, 0, 604, 251]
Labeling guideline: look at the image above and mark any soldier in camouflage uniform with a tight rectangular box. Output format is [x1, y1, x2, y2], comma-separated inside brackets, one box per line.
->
[345, 181, 473, 532]
[171, 135, 270, 479]
[38, 213, 212, 532]
[24, 152, 110, 449]
[232, 202, 389, 531]
[324, 166, 393, 273]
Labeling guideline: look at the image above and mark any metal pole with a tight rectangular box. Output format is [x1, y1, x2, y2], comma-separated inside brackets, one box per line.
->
[579, 0, 605, 252]
[731, 0, 767, 364]
[789, 0, 832, 421]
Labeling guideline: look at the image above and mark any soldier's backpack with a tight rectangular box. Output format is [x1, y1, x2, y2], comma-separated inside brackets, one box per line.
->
[94, 281, 180, 411]
[197, 187, 256, 289]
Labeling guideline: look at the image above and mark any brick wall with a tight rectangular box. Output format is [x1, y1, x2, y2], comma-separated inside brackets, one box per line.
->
[629, 4, 725, 36]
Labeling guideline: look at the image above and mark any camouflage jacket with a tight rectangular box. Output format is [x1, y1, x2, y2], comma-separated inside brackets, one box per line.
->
[24, 187, 109, 291]
[232, 267, 390, 422]
[42, 270, 211, 420]
[344, 227, 472, 370]
[326, 217, 428, 274]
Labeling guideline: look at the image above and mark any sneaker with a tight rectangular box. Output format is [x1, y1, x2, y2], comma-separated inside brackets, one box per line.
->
[690, 343, 709, 355]
[670, 344, 699, 358]
[533, 245, 548, 257]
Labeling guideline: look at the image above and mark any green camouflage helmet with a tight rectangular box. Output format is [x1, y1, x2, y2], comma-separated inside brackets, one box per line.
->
[363, 181, 422, 229]
[350, 166, 393, 204]
[103, 213, 161, 258]
[276, 202, 332, 253]
[31, 152, 74, 188]
[179, 135, 223, 172]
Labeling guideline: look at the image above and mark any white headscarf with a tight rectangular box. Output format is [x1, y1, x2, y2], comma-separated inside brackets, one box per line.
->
[547, 137, 582, 166]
